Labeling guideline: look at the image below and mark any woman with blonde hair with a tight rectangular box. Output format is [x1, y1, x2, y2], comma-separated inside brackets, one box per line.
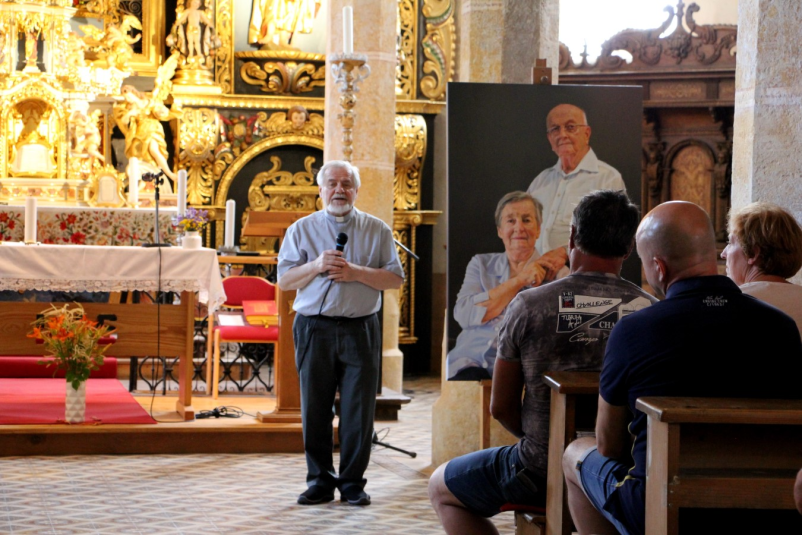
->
[722, 202, 802, 332]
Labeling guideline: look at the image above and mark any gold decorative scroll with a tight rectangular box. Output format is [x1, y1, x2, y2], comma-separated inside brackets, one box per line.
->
[239, 57, 325, 95]
[214, 132, 324, 207]
[178, 107, 219, 205]
[396, 0, 417, 99]
[420, 0, 455, 101]
[393, 225, 414, 343]
[394, 114, 426, 210]
[392, 210, 439, 345]
[215, 0, 234, 93]
[247, 155, 319, 212]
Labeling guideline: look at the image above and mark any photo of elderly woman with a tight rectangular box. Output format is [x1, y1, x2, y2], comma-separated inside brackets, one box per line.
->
[446, 192, 568, 380]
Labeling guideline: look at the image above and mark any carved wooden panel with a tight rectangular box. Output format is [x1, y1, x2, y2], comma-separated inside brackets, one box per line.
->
[669, 144, 713, 214]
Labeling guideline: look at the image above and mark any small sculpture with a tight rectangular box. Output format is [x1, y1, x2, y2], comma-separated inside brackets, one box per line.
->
[288, 105, 309, 130]
[167, 0, 221, 65]
[80, 14, 141, 73]
[70, 105, 104, 167]
[113, 54, 182, 184]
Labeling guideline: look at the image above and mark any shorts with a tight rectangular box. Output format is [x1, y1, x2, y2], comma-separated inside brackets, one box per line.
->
[575, 446, 643, 535]
[444, 445, 546, 518]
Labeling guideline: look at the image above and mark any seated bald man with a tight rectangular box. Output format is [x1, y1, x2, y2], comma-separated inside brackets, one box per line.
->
[562, 201, 802, 535]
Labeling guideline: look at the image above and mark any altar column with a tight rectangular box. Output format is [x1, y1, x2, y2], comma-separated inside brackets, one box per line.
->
[324, 1, 403, 391]
[732, 0, 802, 284]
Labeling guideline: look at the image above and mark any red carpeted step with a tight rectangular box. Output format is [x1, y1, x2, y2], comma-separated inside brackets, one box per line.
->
[0, 356, 118, 379]
[0, 378, 155, 424]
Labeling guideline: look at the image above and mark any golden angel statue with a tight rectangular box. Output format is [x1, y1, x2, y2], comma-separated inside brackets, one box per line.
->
[113, 54, 182, 185]
[249, 0, 321, 50]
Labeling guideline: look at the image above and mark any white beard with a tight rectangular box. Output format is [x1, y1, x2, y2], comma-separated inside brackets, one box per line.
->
[325, 202, 353, 217]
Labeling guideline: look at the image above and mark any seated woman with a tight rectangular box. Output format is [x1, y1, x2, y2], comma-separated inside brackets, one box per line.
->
[447, 191, 568, 380]
[722, 202, 802, 332]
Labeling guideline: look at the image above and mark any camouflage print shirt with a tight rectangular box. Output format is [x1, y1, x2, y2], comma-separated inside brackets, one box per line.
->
[496, 272, 657, 478]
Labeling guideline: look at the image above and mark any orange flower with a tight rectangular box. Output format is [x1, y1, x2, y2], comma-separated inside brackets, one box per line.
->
[27, 327, 42, 339]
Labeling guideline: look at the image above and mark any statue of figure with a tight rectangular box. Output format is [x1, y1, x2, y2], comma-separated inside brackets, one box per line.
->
[248, 0, 321, 50]
[288, 105, 309, 130]
[167, 0, 221, 62]
[70, 106, 104, 167]
[10, 100, 57, 177]
[80, 14, 141, 72]
[113, 54, 181, 185]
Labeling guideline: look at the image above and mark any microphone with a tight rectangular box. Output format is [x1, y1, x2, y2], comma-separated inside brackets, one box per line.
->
[335, 232, 348, 252]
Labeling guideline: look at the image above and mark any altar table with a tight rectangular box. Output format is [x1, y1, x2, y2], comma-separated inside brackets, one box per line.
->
[0, 243, 225, 420]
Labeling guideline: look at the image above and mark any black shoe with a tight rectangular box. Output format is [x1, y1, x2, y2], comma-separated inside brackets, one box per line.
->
[340, 487, 371, 506]
[297, 485, 335, 505]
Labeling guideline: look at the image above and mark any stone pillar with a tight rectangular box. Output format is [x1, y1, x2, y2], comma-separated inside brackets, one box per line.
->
[431, 0, 560, 467]
[502, 0, 560, 83]
[325, 1, 403, 391]
[732, 0, 802, 284]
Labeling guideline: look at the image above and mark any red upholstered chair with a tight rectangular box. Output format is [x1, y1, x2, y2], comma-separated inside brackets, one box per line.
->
[206, 276, 278, 399]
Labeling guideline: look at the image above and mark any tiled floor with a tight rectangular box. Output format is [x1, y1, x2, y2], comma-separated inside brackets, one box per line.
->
[0, 376, 516, 534]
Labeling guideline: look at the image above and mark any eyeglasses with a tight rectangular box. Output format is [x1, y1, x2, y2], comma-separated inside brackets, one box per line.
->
[546, 124, 588, 137]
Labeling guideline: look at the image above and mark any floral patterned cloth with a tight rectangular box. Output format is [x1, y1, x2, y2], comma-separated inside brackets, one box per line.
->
[0, 206, 178, 246]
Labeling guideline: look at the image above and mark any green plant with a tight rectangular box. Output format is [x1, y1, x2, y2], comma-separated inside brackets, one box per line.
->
[28, 303, 115, 389]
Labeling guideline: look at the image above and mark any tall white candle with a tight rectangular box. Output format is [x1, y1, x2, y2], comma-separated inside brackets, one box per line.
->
[177, 168, 187, 216]
[24, 197, 37, 244]
[224, 199, 236, 249]
[128, 157, 139, 207]
[343, 6, 353, 54]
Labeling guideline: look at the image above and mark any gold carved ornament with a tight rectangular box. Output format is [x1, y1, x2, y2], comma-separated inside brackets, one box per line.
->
[238, 155, 320, 253]
[213, 111, 324, 208]
[178, 107, 219, 205]
[395, 0, 417, 99]
[247, 155, 319, 213]
[240, 56, 326, 95]
[394, 114, 426, 211]
[214, 0, 234, 93]
[393, 225, 414, 342]
[420, 0, 455, 101]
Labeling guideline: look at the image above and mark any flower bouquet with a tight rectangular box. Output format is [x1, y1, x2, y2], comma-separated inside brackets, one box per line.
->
[28, 303, 116, 423]
[172, 206, 209, 233]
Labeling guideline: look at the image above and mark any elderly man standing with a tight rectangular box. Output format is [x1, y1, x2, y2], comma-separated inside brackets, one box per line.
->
[563, 201, 802, 535]
[278, 160, 404, 507]
[429, 190, 656, 534]
[528, 103, 625, 260]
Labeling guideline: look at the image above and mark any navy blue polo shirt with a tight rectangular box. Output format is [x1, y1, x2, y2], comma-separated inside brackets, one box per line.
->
[599, 275, 802, 525]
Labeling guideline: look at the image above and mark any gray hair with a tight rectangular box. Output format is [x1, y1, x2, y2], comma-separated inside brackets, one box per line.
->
[494, 191, 542, 227]
[317, 160, 361, 190]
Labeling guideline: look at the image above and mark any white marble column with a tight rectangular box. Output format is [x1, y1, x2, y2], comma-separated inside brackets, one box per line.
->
[732, 0, 802, 284]
[325, 1, 404, 391]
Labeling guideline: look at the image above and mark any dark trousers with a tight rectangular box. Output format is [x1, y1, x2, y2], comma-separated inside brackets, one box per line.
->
[293, 312, 380, 492]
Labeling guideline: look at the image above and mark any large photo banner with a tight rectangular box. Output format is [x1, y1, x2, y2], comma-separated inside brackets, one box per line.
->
[446, 82, 643, 380]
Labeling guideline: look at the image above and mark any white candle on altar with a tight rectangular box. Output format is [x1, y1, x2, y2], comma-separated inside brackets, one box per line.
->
[343, 6, 353, 54]
[24, 197, 37, 244]
[224, 199, 236, 249]
[177, 169, 187, 216]
[128, 157, 139, 207]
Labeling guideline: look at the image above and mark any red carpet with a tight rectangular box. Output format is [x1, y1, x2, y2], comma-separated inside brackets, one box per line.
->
[0, 379, 156, 425]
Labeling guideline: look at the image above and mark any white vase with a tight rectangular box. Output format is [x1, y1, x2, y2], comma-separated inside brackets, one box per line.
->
[183, 230, 202, 250]
[65, 380, 86, 424]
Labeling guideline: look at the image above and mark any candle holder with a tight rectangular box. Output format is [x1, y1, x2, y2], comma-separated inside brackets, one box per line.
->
[330, 53, 371, 162]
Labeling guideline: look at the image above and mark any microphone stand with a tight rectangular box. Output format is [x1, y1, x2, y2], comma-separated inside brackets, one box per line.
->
[141, 172, 171, 248]
[394, 238, 419, 261]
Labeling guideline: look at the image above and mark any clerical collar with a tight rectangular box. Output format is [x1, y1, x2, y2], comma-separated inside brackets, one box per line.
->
[324, 208, 355, 224]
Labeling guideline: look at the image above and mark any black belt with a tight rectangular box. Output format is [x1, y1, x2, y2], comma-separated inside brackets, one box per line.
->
[306, 313, 376, 322]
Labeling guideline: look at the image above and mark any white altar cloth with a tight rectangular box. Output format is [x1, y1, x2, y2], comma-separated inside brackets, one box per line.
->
[0, 244, 225, 311]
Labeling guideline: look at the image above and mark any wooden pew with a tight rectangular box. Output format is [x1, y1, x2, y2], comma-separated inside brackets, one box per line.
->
[637, 397, 802, 535]
[543, 371, 600, 535]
